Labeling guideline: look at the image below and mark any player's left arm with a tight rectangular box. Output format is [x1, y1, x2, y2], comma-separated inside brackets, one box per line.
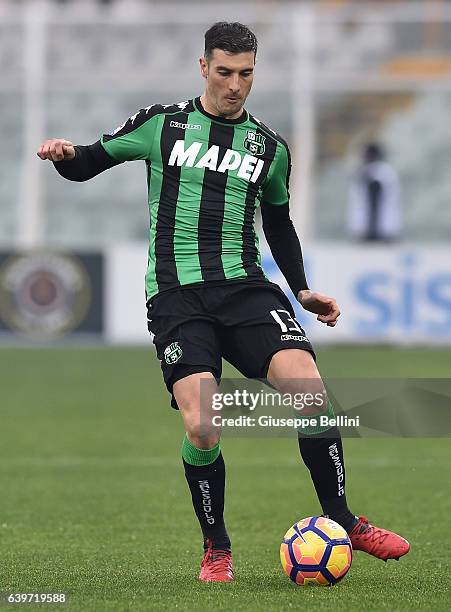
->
[261, 143, 340, 327]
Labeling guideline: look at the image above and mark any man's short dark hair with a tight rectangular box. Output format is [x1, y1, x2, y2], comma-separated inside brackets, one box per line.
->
[204, 22, 258, 61]
[364, 143, 384, 163]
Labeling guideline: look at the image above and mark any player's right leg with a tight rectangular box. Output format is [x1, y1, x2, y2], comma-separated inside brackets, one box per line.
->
[147, 288, 233, 581]
[173, 372, 234, 582]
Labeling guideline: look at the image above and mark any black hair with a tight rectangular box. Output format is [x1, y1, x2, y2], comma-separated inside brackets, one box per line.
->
[204, 22, 258, 61]
[364, 143, 384, 163]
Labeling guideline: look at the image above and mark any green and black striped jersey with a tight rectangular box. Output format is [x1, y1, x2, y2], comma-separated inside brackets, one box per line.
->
[101, 97, 291, 301]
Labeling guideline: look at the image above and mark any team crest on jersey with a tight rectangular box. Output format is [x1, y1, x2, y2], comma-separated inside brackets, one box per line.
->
[164, 342, 183, 364]
[244, 130, 266, 156]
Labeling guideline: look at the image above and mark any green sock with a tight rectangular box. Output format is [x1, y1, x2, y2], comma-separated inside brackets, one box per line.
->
[297, 400, 336, 436]
[181, 435, 220, 466]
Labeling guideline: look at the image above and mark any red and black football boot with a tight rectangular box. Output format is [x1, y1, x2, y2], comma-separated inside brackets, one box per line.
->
[199, 539, 234, 582]
[350, 516, 410, 561]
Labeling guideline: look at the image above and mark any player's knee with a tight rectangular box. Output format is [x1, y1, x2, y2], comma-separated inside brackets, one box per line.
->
[186, 428, 220, 449]
[177, 393, 220, 448]
[184, 409, 220, 448]
[286, 380, 327, 412]
[183, 404, 220, 448]
[173, 372, 220, 446]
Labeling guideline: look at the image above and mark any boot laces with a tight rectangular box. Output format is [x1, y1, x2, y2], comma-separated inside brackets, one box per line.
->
[354, 516, 389, 544]
[202, 540, 232, 574]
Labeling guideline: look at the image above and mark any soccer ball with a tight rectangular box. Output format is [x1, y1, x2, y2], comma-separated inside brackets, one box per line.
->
[280, 516, 352, 586]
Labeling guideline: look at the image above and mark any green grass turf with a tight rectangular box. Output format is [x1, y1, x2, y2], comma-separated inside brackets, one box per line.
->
[0, 346, 450, 611]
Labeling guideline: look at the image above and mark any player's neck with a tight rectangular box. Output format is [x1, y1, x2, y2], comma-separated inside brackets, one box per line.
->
[199, 93, 245, 121]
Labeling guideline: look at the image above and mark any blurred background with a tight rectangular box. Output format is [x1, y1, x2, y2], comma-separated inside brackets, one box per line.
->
[1, 0, 451, 344]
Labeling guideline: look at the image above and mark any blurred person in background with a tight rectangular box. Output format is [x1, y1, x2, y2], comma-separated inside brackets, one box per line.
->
[36, 21, 409, 584]
[347, 142, 402, 242]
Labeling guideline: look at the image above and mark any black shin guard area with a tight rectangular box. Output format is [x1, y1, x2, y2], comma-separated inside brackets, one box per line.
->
[298, 427, 357, 533]
[183, 453, 231, 550]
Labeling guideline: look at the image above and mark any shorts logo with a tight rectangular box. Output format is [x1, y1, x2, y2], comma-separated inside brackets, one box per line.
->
[281, 334, 307, 342]
[244, 130, 266, 156]
[164, 341, 183, 364]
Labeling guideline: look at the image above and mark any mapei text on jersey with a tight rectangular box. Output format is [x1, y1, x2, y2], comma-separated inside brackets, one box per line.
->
[168, 140, 265, 183]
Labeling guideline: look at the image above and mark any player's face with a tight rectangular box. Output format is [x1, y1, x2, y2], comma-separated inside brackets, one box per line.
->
[200, 49, 255, 119]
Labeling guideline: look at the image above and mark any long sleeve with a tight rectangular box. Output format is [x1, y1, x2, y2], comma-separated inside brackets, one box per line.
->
[53, 104, 164, 182]
[261, 201, 309, 296]
[53, 140, 121, 182]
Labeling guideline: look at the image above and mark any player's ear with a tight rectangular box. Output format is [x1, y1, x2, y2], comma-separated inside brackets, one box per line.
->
[199, 56, 208, 79]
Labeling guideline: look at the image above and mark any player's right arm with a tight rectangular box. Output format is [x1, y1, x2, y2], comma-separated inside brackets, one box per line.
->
[37, 139, 76, 162]
[36, 105, 163, 182]
[37, 138, 120, 182]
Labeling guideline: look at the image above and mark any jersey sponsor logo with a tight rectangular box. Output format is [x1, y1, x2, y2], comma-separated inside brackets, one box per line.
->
[164, 341, 183, 364]
[244, 130, 266, 156]
[168, 139, 264, 183]
[169, 120, 201, 130]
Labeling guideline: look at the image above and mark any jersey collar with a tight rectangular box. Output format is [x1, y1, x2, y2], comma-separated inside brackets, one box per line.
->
[194, 96, 248, 125]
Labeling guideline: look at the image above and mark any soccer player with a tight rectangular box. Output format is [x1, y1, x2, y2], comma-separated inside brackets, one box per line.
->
[37, 21, 410, 582]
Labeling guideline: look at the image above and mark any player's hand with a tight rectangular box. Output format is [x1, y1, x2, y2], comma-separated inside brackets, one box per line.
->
[37, 139, 75, 162]
[297, 289, 341, 327]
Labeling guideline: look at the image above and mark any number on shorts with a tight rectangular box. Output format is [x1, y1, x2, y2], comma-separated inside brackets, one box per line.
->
[270, 309, 302, 333]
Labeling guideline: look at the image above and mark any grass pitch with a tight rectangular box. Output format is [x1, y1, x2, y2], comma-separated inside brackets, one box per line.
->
[1, 346, 450, 611]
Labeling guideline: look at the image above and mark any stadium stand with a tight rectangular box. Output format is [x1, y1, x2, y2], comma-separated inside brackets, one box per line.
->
[2, 3, 451, 246]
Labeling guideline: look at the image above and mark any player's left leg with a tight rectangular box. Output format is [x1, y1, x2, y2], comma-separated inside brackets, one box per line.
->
[267, 349, 357, 531]
[267, 349, 410, 561]
[218, 282, 409, 561]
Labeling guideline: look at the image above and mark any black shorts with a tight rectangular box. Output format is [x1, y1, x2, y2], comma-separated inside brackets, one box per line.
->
[147, 281, 315, 409]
